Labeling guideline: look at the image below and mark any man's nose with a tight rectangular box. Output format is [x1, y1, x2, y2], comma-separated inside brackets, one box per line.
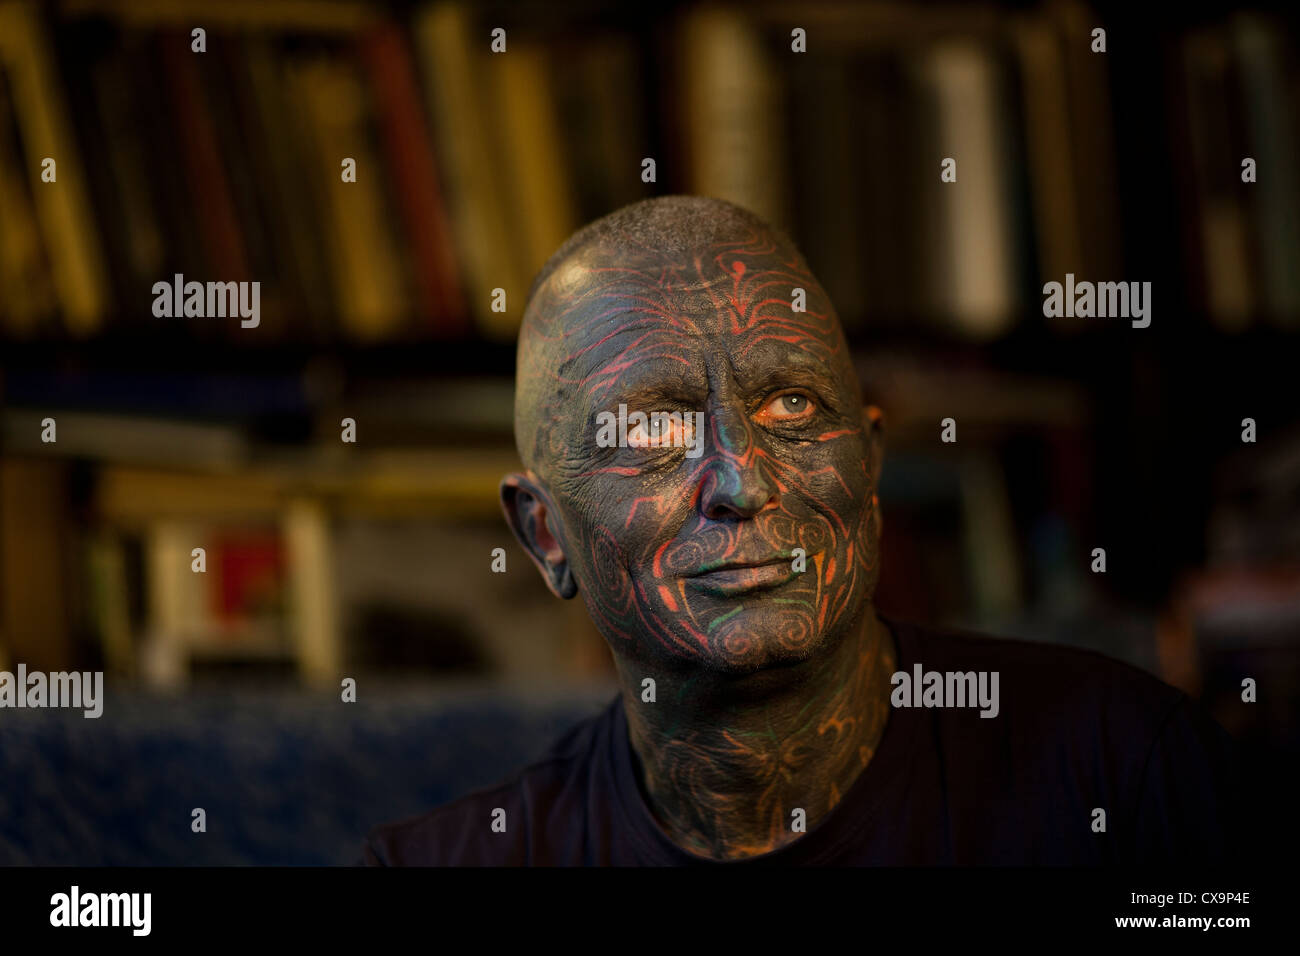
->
[698, 407, 779, 520]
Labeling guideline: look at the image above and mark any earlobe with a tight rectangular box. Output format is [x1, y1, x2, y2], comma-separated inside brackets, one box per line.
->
[863, 404, 885, 440]
[499, 472, 578, 599]
[862, 404, 886, 485]
[862, 407, 885, 595]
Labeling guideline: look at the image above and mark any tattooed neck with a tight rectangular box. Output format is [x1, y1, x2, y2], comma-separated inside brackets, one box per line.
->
[620, 609, 897, 861]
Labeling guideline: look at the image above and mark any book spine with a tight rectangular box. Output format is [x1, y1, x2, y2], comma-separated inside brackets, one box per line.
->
[359, 23, 468, 337]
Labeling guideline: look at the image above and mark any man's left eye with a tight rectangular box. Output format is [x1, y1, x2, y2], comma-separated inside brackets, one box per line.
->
[758, 392, 816, 422]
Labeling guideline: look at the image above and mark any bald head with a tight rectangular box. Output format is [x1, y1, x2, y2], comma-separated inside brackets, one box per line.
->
[499, 194, 882, 675]
[514, 196, 844, 481]
[524, 196, 803, 308]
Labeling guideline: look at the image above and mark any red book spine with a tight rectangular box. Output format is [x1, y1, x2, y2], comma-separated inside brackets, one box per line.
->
[359, 24, 468, 336]
[159, 32, 250, 284]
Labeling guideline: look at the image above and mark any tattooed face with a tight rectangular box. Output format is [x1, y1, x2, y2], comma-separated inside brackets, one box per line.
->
[509, 229, 882, 676]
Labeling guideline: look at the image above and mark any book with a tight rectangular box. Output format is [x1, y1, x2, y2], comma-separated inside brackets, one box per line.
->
[680, 5, 789, 233]
[52, 20, 140, 321]
[0, 459, 75, 670]
[1009, 11, 1087, 332]
[159, 29, 252, 290]
[211, 526, 287, 628]
[359, 22, 467, 336]
[491, 37, 580, 288]
[1180, 29, 1257, 330]
[1231, 15, 1300, 329]
[850, 52, 917, 329]
[1051, 0, 1122, 284]
[125, 28, 209, 295]
[551, 32, 648, 225]
[787, 47, 866, 329]
[285, 47, 412, 340]
[243, 35, 336, 334]
[910, 37, 1021, 338]
[200, 32, 289, 332]
[0, 1, 110, 335]
[0, 64, 57, 334]
[414, 2, 526, 339]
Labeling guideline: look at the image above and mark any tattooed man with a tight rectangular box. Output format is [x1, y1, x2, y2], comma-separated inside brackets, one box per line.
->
[363, 197, 1244, 866]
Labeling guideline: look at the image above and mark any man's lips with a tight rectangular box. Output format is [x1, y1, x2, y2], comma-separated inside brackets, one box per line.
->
[682, 557, 800, 596]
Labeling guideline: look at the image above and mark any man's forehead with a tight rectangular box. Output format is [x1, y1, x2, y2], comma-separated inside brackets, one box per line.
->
[548, 251, 842, 367]
[560, 303, 848, 397]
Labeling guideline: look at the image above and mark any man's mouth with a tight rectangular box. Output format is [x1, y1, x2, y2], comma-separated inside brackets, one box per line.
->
[682, 557, 801, 596]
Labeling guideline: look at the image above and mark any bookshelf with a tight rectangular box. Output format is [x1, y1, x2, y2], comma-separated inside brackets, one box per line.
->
[0, 0, 1296, 698]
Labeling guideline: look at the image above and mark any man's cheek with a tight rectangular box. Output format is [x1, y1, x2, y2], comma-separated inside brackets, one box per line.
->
[789, 484, 871, 583]
[569, 492, 676, 592]
[789, 473, 865, 531]
[809, 440, 872, 498]
[571, 523, 641, 642]
[601, 477, 696, 542]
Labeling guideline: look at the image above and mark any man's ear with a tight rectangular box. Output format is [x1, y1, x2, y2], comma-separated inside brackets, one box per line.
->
[863, 404, 885, 488]
[862, 405, 886, 584]
[499, 471, 578, 599]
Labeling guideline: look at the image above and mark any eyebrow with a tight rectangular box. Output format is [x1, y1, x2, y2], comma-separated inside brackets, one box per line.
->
[585, 360, 707, 414]
[738, 356, 840, 397]
[601, 378, 707, 412]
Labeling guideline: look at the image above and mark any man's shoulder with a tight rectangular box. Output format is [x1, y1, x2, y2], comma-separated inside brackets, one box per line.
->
[885, 614, 1245, 864]
[885, 613, 1189, 731]
[360, 695, 620, 866]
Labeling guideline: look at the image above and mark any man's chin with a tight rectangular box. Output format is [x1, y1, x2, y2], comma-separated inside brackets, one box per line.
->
[700, 618, 832, 680]
[618, 587, 855, 679]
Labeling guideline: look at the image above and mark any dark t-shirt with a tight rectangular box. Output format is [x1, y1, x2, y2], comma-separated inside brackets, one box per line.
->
[360, 615, 1247, 865]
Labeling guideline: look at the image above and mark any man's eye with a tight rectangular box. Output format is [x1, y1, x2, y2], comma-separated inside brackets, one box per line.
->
[757, 392, 817, 423]
[627, 415, 692, 448]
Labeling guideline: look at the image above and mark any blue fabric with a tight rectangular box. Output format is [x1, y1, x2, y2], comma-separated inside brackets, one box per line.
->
[0, 682, 612, 865]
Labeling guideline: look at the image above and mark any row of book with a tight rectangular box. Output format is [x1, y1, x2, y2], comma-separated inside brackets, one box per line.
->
[757, 2, 1300, 335]
[1178, 14, 1300, 330]
[0, 0, 651, 342]
[0, 0, 1295, 344]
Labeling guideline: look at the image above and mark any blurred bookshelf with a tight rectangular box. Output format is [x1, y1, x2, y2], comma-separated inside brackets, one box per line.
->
[3, 0, 1297, 345]
[0, 0, 1297, 721]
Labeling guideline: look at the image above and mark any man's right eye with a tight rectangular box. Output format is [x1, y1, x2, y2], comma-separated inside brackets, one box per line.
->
[755, 391, 818, 425]
[627, 415, 696, 450]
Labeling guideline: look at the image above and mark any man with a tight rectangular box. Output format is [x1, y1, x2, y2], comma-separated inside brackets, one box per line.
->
[362, 196, 1244, 865]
